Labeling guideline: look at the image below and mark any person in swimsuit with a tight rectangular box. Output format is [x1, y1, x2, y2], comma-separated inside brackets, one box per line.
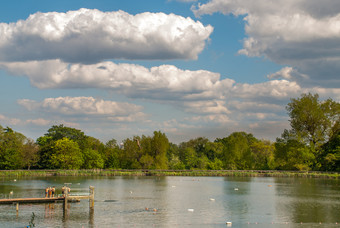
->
[48, 187, 52, 198]
[51, 186, 55, 197]
[45, 187, 49, 198]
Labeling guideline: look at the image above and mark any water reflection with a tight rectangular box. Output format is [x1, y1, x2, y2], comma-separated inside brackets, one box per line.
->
[274, 178, 340, 224]
[0, 176, 339, 227]
[44, 203, 55, 218]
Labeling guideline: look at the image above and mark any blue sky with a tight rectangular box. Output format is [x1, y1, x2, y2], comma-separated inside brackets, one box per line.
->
[0, 0, 339, 143]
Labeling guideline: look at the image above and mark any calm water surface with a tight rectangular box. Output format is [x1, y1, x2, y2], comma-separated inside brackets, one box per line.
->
[0, 176, 339, 227]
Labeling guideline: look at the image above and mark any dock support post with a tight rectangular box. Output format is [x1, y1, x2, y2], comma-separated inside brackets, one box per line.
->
[89, 186, 94, 209]
[64, 191, 68, 209]
[63, 188, 69, 219]
[16, 202, 19, 217]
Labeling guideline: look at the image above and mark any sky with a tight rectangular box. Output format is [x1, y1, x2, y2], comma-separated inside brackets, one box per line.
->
[0, 0, 339, 144]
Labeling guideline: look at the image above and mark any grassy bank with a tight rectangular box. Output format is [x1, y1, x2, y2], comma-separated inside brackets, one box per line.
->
[0, 169, 339, 179]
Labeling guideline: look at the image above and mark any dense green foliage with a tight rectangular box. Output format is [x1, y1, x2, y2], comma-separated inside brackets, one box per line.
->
[0, 93, 338, 171]
[277, 93, 339, 171]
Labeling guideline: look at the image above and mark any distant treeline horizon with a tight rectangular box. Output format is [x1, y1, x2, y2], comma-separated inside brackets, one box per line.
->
[0, 93, 339, 172]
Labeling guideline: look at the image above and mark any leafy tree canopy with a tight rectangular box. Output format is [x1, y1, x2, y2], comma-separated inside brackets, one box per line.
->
[287, 93, 339, 148]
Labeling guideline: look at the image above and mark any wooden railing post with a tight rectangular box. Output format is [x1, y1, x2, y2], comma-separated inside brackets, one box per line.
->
[63, 188, 69, 215]
[89, 186, 94, 209]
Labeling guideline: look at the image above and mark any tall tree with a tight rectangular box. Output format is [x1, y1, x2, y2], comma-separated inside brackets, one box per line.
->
[151, 131, 169, 169]
[167, 143, 185, 170]
[251, 140, 275, 170]
[82, 148, 104, 169]
[287, 93, 339, 148]
[22, 139, 39, 170]
[50, 138, 83, 169]
[121, 137, 142, 169]
[36, 135, 54, 168]
[45, 124, 87, 150]
[319, 131, 340, 171]
[274, 130, 314, 170]
[181, 147, 197, 169]
[104, 139, 121, 169]
[0, 127, 26, 169]
[217, 132, 256, 170]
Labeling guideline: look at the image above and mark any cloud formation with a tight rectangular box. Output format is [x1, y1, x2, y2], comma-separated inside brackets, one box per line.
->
[18, 96, 144, 118]
[0, 114, 21, 125]
[1, 60, 227, 100]
[3, 59, 332, 120]
[0, 8, 213, 63]
[192, 0, 340, 87]
[2, 60, 304, 103]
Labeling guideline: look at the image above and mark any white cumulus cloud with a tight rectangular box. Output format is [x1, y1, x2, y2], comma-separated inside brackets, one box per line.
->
[0, 8, 213, 63]
[1, 60, 227, 101]
[0, 114, 21, 125]
[192, 0, 340, 87]
[18, 96, 143, 117]
[25, 118, 51, 126]
[4, 59, 336, 119]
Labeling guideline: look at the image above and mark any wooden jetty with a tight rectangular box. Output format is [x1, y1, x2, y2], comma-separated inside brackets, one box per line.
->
[0, 186, 95, 213]
[0, 196, 65, 204]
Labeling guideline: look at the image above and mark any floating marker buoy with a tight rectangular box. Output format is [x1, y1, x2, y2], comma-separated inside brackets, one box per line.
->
[145, 207, 149, 211]
[188, 209, 194, 212]
[209, 198, 215, 201]
[153, 208, 157, 212]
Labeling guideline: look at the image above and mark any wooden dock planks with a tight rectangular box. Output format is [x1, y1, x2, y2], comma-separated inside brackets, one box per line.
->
[0, 197, 65, 204]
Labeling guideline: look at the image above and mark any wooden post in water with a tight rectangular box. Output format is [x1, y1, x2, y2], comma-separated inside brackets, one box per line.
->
[89, 186, 94, 209]
[63, 187, 69, 217]
[64, 191, 68, 209]
[15, 202, 19, 217]
[89, 186, 94, 226]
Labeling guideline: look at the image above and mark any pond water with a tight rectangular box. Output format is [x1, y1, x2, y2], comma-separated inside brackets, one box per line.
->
[0, 176, 339, 227]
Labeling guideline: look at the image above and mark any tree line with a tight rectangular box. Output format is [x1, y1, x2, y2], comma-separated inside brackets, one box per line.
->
[0, 93, 339, 171]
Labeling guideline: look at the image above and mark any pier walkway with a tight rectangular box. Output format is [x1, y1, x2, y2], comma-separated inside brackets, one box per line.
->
[0, 186, 95, 213]
[0, 196, 65, 204]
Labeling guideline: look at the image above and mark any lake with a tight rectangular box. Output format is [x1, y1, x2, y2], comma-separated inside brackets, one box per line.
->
[0, 176, 339, 227]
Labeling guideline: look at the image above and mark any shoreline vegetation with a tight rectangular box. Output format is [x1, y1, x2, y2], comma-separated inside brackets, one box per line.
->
[0, 93, 338, 173]
[0, 169, 339, 179]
